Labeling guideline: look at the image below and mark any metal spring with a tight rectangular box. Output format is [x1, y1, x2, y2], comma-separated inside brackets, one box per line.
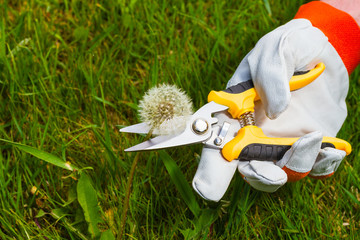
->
[240, 111, 255, 126]
[239, 118, 245, 128]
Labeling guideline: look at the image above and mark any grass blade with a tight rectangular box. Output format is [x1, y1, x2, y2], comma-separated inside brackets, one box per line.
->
[340, 186, 360, 205]
[92, 128, 126, 170]
[262, 0, 272, 16]
[159, 150, 200, 217]
[0, 139, 77, 171]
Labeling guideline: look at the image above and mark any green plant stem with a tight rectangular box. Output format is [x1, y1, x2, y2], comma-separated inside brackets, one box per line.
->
[119, 131, 152, 239]
[50, 214, 88, 240]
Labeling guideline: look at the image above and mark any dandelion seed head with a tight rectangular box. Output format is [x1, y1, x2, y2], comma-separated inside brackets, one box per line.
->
[138, 84, 193, 135]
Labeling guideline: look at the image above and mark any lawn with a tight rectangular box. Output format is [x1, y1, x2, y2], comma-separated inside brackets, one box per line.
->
[1, 0, 359, 239]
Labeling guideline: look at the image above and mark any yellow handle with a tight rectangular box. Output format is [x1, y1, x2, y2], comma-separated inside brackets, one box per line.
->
[208, 63, 326, 118]
[208, 88, 257, 119]
[222, 126, 352, 162]
[289, 63, 326, 91]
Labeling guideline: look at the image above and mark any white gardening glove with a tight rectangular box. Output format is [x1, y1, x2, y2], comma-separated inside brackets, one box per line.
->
[193, 6, 357, 201]
[192, 113, 340, 202]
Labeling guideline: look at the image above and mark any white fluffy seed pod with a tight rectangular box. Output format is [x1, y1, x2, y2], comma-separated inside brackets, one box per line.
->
[138, 84, 193, 135]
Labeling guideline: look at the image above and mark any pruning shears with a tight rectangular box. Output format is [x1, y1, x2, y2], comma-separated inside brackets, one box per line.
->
[121, 63, 352, 161]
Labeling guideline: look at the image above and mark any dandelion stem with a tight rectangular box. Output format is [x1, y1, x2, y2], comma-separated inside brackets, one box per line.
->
[119, 130, 153, 239]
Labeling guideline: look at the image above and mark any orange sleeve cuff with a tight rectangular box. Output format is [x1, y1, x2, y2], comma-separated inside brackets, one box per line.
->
[294, 1, 360, 74]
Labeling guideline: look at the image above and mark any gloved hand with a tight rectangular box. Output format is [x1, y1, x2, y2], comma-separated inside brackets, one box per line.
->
[192, 1, 360, 202]
[192, 114, 345, 201]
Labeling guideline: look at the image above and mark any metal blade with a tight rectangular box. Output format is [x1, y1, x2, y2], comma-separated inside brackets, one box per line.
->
[123, 101, 230, 151]
[124, 135, 174, 152]
[194, 101, 228, 118]
[125, 102, 228, 152]
[147, 128, 211, 150]
[120, 122, 151, 134]
[124, 126, 211, 151]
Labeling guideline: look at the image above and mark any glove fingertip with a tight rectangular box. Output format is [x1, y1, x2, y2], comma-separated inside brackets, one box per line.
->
[264, 91, 291, 120]
[308, 172, 334, 180]
[192, 179, 222, 202]
[282, 166, 311, 182]
[319, 147, 346, 158]
[238, 161, 287, 192]
[277, 131, 323, 182]
[192, 147, 238, 202]
[309, 147, 345, 179]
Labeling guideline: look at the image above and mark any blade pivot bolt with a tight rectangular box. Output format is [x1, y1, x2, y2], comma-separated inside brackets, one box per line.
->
[192, 119, 208, 135]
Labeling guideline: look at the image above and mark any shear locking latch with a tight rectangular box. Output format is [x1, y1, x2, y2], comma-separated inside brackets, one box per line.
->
[214, 122, 231, 146]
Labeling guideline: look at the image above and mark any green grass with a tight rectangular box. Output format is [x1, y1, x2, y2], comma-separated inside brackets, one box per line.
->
[1, 0, 360, 239]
